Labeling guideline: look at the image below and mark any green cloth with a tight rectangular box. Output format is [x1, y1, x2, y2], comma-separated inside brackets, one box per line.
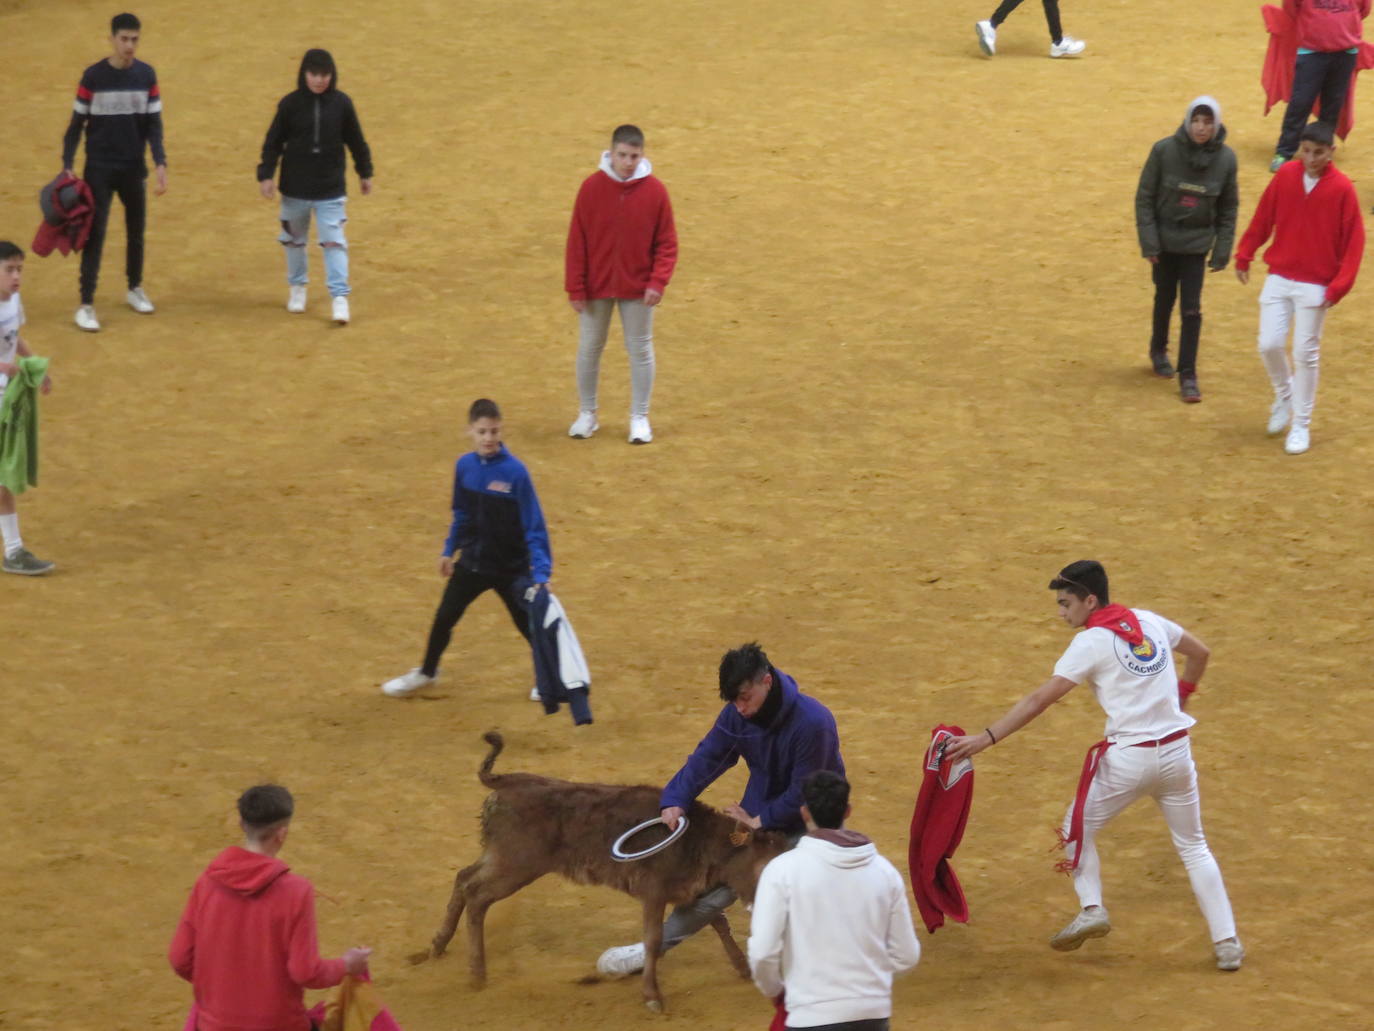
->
[0, 355, 48, 494]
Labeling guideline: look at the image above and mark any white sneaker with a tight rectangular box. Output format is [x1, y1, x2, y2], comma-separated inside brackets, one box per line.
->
[1050, 906, 1110, 951]
[975, 19, 996, 56]
[287, 285, 307, 313]
[529, 685, 541, 701]
[1049, 35, 1086, 57]
[629, 416, 653, 444]
[1214, 938, 1244, 972]
[1267, 396, 1292, 435]
[1284, 425, 1310, 455]
[596, 943, 645, 977]
[381, 667, 435, 697]
[332, 296, 350, 324]
[74, 305, 100, 332]
[568, 411, 599, 438]
[126, 286, 155, 313]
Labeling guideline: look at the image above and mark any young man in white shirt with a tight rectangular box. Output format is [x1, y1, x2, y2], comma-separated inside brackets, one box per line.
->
[944, 560, 1243, 972]
[747, 770, 921, 1031]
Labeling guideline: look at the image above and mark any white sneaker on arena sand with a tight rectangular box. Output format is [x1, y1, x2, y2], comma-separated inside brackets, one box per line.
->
[1214, 938, 1244, 971]
[382, 667, 435, 697]
[628, 416, 653, 444]
[1049, 35, 1086, 57]
[597, 943, 645, 977]
[568, 411, 599, 438]
[1267, 396, 1292, 435]
[529, 685, 541, 701]
[74, 305, 100, 332]
[332, 296, 350, 324]
[287, 285, 307, 313]
[975, 20, 996, 56]
[1050, 906, 1110, 951]
[126, 286, 155, 313]
[1284, 425, 1310, 455]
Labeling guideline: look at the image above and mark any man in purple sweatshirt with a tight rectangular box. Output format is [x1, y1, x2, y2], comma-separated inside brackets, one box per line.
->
[596, 642, 845, 977]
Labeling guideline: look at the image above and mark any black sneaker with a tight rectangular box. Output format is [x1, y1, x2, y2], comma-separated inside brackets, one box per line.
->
[1150, 350, 1175, 377]
[2, 548, 55, 575]
[1180, 374, 1202, 403]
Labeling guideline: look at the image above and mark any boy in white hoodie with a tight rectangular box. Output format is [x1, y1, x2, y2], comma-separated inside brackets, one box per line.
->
[748, 771, 920, 1031]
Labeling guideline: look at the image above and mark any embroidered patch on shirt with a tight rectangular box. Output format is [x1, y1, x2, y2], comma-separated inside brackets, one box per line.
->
[486, 480, 512, 493]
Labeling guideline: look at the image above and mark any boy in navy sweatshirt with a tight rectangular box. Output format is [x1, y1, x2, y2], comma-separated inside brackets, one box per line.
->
[382, 399, 552, 697]
[61, 12, 167, 333]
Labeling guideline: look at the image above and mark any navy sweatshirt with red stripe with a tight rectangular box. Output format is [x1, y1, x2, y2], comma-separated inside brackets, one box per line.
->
[1235, 160, 1365, 304]
[62, 58, 166, 170]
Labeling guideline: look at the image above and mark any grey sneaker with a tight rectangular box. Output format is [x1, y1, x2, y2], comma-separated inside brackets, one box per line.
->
[2, 548, 55, 576]
[1214, 938, 1244, 971]
[1050, 906, 1111, 951]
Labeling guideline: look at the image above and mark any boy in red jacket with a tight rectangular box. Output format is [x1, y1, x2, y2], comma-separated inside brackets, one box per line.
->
[564, 124, 678, 445]
[1235, 121, 1365, 455]
[168, 785, 371, 1031]
[1269, 0, 1370, 171]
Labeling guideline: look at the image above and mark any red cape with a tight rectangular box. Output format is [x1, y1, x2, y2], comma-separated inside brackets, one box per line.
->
[907, 724, 974, 933]
[1262, 4, 1374, 140]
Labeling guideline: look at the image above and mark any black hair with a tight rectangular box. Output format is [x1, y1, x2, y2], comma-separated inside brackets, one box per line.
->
[718, 642, 771, 701]
[1191, 104, 1214, 119]
[301, 48, 334, 76]
[111, 12, 141, 34]
[1049, 559, 1110, 604]
[468, 398, 501, 422]
[0, 241, 24, 263]
[1300, 121, 1335, 147]
[611, 124, 645, 149]
[802, 769, 850, 829]
[237, 784, 294, 831]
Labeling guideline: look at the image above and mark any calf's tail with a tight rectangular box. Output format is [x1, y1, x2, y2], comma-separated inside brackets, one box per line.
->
[479, 731, 505, 786]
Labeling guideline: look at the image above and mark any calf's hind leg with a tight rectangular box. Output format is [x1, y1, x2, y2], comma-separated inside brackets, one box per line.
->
[708, 912, 751, 978]
[461, 860, 545, 987]
[639, 896, 667, 1012]
[429, 857, 484, 958]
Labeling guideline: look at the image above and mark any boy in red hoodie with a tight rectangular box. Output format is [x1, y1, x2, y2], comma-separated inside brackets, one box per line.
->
[1269, 0, 1370, 171]
[168, 785, 371, 1031]
[564, 124, 678, 445]
[1235, 121, 1364, 455]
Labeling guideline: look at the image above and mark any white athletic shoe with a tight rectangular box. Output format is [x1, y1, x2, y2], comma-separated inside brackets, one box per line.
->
[1214, 938, 1244, 972]
[628, 416, 653, 444]
[568, 411, 599, 438]
[1284, 425, 1310, 455]
[332, 296, 350, 324]
[74, 305, 100, 332]
[1050, 906, 1111, 951]
[596, 943, 646, 977]
[287, 285, 307, 313]
[529, 685, 541, 702]
[1267, 396, 1292, 435]
[126, 286, 155, 313]
[1049, 35, 1086, 57]
[975, 19, 996, 56]
[382, 667, 435, 697]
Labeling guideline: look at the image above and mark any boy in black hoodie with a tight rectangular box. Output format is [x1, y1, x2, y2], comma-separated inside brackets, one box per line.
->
[257, 49, 373, 324]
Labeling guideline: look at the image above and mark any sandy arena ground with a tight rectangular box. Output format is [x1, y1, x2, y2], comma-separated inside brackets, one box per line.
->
[2, 0, 1372, 1028]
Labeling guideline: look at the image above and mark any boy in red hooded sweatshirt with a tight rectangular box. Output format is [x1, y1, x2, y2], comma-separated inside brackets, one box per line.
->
[564, 124, 677, 445]
[1235, 121, 1364, 456]
[169, 785, 371, 1031]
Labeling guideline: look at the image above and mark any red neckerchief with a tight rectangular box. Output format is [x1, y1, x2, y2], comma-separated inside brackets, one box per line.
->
[1084, 604, 1143, 646]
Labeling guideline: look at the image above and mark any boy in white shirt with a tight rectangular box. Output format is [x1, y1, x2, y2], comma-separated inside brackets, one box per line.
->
[0, 241, 55, 575]
[944, 560, 1243, 971]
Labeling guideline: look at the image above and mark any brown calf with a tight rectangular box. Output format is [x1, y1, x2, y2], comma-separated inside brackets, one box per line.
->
[420, 731, 787, 1011]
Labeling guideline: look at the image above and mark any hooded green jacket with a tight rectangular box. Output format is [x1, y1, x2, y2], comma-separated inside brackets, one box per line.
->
[0, 355, 49, 494]
[1136, 117, 1239, 266]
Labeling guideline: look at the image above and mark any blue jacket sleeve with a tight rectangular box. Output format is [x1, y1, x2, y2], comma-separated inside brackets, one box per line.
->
[442, 460, 468, 557]
[514, 466, 552, 582]
[754, 710, 842, 831]
[660, 715, 742, 810]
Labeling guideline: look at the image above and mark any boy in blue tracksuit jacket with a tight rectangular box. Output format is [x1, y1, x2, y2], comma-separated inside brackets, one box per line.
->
[596, 642, 845, 977]
[382, 399, 551, 698]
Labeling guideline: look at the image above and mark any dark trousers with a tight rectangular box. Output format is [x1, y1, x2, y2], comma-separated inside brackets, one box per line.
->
[787, 1020, 890, 1031]
[80, 163, 147, 304]
[1277, 50, 1358, 157]
[989, 0, 1063, 43]
[421, 566, 530, 677]
[1150, 252, 1206, 376]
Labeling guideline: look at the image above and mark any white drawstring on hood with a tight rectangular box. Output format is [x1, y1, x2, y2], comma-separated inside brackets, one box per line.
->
[599, 151, 653, 182]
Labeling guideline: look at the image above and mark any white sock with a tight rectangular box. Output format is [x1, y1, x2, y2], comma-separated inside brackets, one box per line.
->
[0, 513, 21, 557]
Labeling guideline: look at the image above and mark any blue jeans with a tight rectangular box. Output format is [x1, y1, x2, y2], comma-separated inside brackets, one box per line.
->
[278, 195, 350, 297]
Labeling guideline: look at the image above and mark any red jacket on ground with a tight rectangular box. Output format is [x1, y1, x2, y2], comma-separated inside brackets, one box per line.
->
[1235, 160, 1365, 304]
[565, 157, 678, 302]
[169, 847, 346, 1031]
[1287, 0, 1369, 52]
[907, 725, 974, 934]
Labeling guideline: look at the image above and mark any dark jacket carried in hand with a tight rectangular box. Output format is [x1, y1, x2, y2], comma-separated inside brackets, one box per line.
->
[256, 50, 373, 200]
[1135, 95, 1240, 268]
[32, 172, 96, 257]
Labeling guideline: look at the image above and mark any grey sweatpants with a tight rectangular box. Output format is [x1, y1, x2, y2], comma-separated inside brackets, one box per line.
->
[577, 298, 655, 418]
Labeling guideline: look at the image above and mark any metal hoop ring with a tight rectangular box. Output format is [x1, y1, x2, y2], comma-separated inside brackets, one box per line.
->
[610, 816, 690, 862]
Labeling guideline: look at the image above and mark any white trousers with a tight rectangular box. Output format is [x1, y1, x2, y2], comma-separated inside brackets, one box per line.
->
[1257, 273, 1327, 430]
[576, 298, 655, 418]
[1060, 737, 1237, 942]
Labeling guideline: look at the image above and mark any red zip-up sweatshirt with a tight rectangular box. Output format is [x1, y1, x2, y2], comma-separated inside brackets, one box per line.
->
[168, 847, 346, 1031]
[1285, 0, 1369, 53]
[1235, 160, 1365, 304]
[565, 155, 678, 302]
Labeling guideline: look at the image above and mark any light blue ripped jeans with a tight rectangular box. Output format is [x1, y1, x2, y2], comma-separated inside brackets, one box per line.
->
[279, 195, 349, 297]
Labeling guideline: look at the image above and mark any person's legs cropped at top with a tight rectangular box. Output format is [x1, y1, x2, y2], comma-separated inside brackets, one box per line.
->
[617, 299, 656, 420]
[79, 165, 119, 304]
[1257, 274, 1326, 422]
[989, 0, 1063, 41]
[1277, 52, 1344, 158]
[1150, 253, 1183, 368]
[1174, 253, 1206, 379]
[1316, 49, 1359, 134]
[420, 566, 495, 677]
[1060, 745, 1151, 911]
[113, 167, 147, 292]
[314, 197, 350, 297]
